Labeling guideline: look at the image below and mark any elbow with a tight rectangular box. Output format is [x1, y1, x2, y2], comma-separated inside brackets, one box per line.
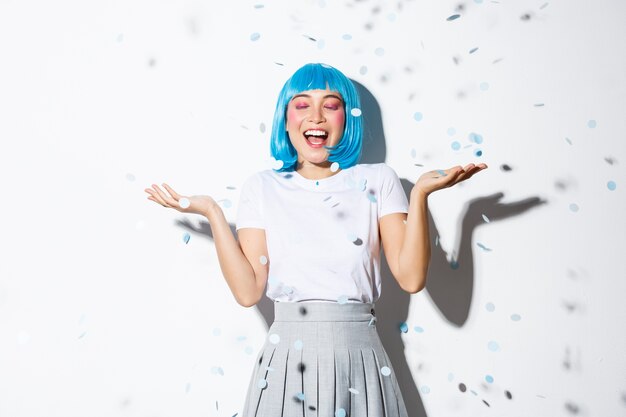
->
[401, 274, 427, 294]
[236, 295, 259, 308]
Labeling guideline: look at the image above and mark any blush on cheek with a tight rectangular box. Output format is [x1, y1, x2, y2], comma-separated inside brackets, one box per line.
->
[330, 111, 345, 126]
[286, 108, 299, 123]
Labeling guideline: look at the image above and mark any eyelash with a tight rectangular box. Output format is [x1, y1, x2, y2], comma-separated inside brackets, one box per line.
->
[294, 104, 340, 110]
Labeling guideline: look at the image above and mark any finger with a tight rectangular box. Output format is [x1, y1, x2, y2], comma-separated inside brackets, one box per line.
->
[147, 196, 166, 207]
[161, 183, 182, 200]
[149, 185, 174, 207]
[151, 184, 179, 207]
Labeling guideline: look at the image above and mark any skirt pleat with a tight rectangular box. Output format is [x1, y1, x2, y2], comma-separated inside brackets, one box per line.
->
[240, 301, 408, 417]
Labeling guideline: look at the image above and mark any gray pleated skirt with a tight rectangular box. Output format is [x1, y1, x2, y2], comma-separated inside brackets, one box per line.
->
[241, 301, 409, 417]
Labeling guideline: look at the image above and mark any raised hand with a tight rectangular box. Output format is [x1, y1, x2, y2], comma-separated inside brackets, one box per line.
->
[144, 183, 218, 217]
[414, 163, 488, 197]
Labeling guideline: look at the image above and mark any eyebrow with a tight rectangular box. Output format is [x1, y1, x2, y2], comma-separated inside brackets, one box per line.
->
[290, 93, 343, 101]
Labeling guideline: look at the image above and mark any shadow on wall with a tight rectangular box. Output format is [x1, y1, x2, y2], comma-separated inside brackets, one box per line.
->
[176, 80, 547, 417]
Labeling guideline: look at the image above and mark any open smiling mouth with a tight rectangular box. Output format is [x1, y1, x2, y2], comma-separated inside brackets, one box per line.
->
[303, 129, 329, 147]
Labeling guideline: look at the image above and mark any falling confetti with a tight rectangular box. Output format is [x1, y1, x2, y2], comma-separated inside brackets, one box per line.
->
[482, 214, 490, 223]
[487, 341, 500, 352]
[413, 326, 424, 333]
[359, 65, 368, 75]
[447, 14, 461, 21]
[350, 108, 362, 117]
[420, 385, 431, 394]
[259, 123, 266, 133]
[179, 197, 190, 209]
[218, 199, 232, 208]
[183, 233, 191, 244]
[295, 392, 305, 401]
[294, 340, 303, 350]
[510, 314, 521, 321]
[485, 302, 495, 312]
[607, 181, 616, 190]
[447, 127, 456, 136]
[374, 47, 385, 56]
[271, 158, 284, 170]
[257, 378, 268, 389]
[330, 162, 340, 172]
[399, 322, 408, 333]
[259, 255, 268, 265]
[335, 409, 346, 417]
[380, 366, 392, 376]
[451, 141, 461, 150]
[349, 387, 359, 394]
[485, 375, 494, 383]
[366, 193, 377, 203]
[476, 242, 492, 251]
[479, 82, 489, 91]
[569, 203, 579, 212]
[469, 47, 479, 54]
[342, 34, 352, 40]
[250, 32, 260, 41]
[269, 333, 280, 344]
[413, 112, 423, 121]
[587, 119, 597, 128]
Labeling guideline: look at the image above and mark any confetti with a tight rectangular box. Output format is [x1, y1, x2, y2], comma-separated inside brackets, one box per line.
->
[510, 314, 521, 321]
[569, 203, 579, 212]
[485, 302, 495, 312]
[447, 127, 456, 136]
[479, 82, 489, 91]
[294, 340, 303, 350]
[330, 162, 340, 172]
[271, 158, 284, 170]
[420, 385, 431, 394]
[348, 387, 360, 394]
[183, 233, 191, 244]
[219, 199, 232, 208]
[269, 333, 280, 344]
[410, 148, 416, 158]
[295, 392, 305, 401]
[399, 322, 408, 333]
[342, 34, 352, 40]
[179, 197, 190, 209]
[358, 178, 367, 191]
[485, 375, 494, 383]
[469, 47, 479, 54]
[350, 108, 362, 117]
[374, 47, 385, 56]
[380, 366, 392, 376]
[607, 181, 616, 190]
[482, 214, 490, 222]
[359, 65, 368, 75]
[476, 242, 492, 251]
[250, 32, 260, 41]
[335, 409, 346, 417]
[487, 341, 500, 352]
[259, 255, 268, 265]
[413, 326, 424, 333]
[447, 14, 461, 21]
[413, 112, 423, 122]
[587, 119, 597, 128]
[366, 193, 377, 203]
[451, 141, 461, 150]
[469, 132, 483, 144]
[257, 378, 268, 389]
[337, 295, 349, 304]
[259, 123, 266, 133]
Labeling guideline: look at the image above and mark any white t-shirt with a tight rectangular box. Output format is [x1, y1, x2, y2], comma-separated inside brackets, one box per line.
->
[235, 162, 409, 303]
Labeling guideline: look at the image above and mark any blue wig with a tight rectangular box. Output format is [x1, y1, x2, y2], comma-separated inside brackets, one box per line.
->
[270, 63, 363, 172]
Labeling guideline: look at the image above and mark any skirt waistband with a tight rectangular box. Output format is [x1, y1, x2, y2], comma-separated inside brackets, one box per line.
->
[273, 301, 376, 322]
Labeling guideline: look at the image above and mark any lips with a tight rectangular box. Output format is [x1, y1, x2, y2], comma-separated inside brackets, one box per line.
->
[303, 129, 328, 147]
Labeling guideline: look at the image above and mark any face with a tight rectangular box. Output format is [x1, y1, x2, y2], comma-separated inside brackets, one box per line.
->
[285, 88, 346, 167]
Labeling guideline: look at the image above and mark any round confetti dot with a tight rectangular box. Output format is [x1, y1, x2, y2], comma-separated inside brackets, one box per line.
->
[347, 233, 357, 242]
[284, 286, 294, 295]
[485, 302, 495, 312]
[296, 392, 305, 401]
[220, 199, 232, 208]
[380, 366, 391, 376]
[317, 39, 325, 49]
[245, 346, 254, 355]
[335, 408, 346, 417]
[399, 322, 408, 333]
[259, 255, 268, 265]
[259, 123, 266, 133]
[413, 112, 423, 122]
[179, 197, 190, 209]
[330, 162, 340, 172]
[212, 328, 221, 336]
[607, 181, 616, 190]
[250, 32, 260, 41]
[359, 65, 368, 75]
[387, 13, 397, 21]
[337, 295, 349, 304]
[587, 119, 597, 128]
[510, 313, 521, 321]
[410, 148, 416, 158]
[487, 341, 500, 352]
[485, 374, 494, 383]
[350, 108, 362, 117]
[294, 339, 303, 350]
[420, 385, 431, 394]
[569, 203, 579, 212]
[182, 233, 190, 244]
[451, 141, 461, 150]
[469, 132, 483, 144]
[413, 326, 424, 333]
[366, 193, 377, 203]
[342, 34, 352, 40]
[374, 47, 385, 56]
[269, 333, 280, 344]
[447, 127, 456, 136]
[447, 372, 454, 381]
[474, 149, 483, 157]
[458, 382, 467, 392]
[479, 82, 489, 91]
[257, 378, 268, 389]
[271, 158, 284, 170]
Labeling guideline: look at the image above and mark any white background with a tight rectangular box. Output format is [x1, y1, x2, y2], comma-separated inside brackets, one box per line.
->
[1, 1, 625, 416]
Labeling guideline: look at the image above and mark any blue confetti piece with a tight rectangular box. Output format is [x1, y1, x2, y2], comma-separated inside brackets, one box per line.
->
[534, 103, 545, 107]
[78, 331, 87, 339]
[469, 47, 479, 54]
[410, 148, 416, 158]
[183, 233, 191, 244]
[482, 214, 490, 223]
[565, 137, 572, 145]
[479, 82, 489, 91]
[245, 346, 254, 355]
[569, 203, 579, 212]
[435, 235, 439, 246]
[335, 408, 346, 417]
[448, 372, 454, 381]
[474, 149, 483, 157]
[436, 169, 447, 176]
[485, 375, 494, 383]
[358, 178, 367, 191]
[447, 14, 461, 21]
[587, 119, 597, 128]
[476, 242, 492, 251]
[294, 339, 303, 350]
[250, 32, 260, 41]
[317, 39, 326, 49]
[413, 112, 423, 121]
[374, 47, 385, 56]
[413, 325, 424, 333]
[366, 193, 377, 203]
[487, 341, 500, 352]
[607, 180, 616, 190]
[185, 382, 191, 393]
[368, 316, 377, 326]
[451, 141, 461, 150]
[485, 302, 495, 312]
[342, 34, 352, 40]
[257, 378, 268, 389]
[399, 322, 408, 333]
[359, 65, 368, 75]
[380, 366, 392, 376]
[212, 328, 221, 336]
[447, 127, 456, 136]
[219, 199, 232, 208]
[450, 259, 459, 269]
[420, 385, 431, 394]
[510, 313, 521, 321]
[337, 295, 349, 304]
[253, 4, 264, 8]
[469, 132, 483, 144]
[296, 392, 305, 401]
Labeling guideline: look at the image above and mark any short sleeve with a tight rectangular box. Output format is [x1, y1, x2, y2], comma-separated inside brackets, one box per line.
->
[236, 172, 265, 230]
[377, 163, 409, 218]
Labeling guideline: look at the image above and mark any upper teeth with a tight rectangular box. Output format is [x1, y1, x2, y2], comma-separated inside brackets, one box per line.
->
[305, 130, 327, 136]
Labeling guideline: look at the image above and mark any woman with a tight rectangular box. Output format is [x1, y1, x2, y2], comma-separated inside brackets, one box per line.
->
[145, 63, 487, 416]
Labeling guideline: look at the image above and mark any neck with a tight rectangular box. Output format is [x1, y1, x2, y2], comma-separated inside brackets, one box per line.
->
[295, 160, 339, 180]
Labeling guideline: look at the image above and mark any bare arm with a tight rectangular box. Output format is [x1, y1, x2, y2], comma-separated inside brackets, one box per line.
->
[205, 204, 269, 307]
[380, 189, 430, 294]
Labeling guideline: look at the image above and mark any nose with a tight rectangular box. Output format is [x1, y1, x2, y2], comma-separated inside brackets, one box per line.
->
[308, 106, 325, 123]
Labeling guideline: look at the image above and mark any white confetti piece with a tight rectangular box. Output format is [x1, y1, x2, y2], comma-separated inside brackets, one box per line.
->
[381, 366, 391, 376]
[179, 197, 190, 209]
